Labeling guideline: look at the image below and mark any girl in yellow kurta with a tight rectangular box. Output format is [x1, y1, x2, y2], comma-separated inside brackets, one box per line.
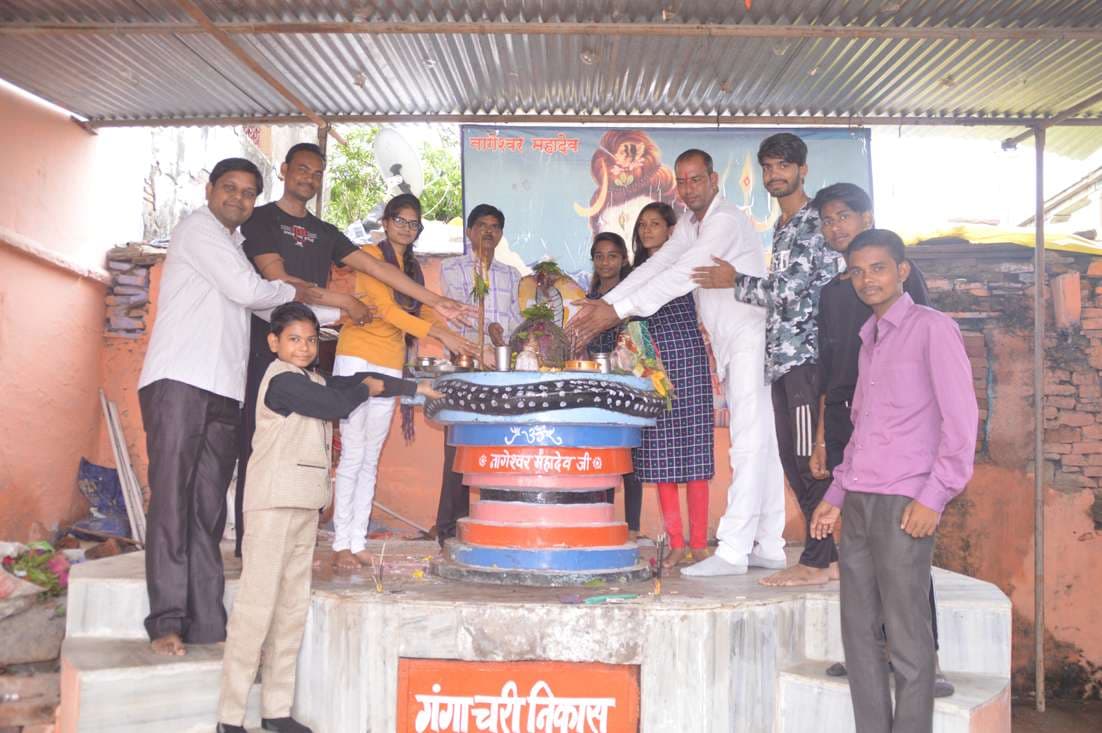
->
[332, 194, 474, 570]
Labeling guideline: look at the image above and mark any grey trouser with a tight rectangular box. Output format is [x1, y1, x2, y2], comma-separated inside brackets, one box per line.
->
[840, 491, 935, 733]
[140, 378, 238, 643]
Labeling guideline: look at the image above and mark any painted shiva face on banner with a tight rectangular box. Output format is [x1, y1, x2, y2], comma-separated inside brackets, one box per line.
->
[461, 125, 871, 283]
[575, 130, 680, 240]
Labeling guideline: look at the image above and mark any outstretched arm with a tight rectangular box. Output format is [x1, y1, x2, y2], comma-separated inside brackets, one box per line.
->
[253, 253, 374, 324]
[342, 249, 473, 323]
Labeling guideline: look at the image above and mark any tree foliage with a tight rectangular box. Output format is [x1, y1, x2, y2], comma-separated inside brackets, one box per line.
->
[418, 127, 463, 223]
[324, 126, 386, 231]
[325, 125, 461, 230]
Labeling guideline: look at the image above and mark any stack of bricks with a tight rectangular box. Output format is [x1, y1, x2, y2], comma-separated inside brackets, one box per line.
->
[909, 241, 1102, 516]
[104, 244, 165, 338]
[961, 329, 990, 453]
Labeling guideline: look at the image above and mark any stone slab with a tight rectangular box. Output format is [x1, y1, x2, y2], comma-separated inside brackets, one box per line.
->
[777, 660, 1011, 732]
[58, 638, 260, 733]
[62, 542, 1012, 732]
[0, 599, 65, 665]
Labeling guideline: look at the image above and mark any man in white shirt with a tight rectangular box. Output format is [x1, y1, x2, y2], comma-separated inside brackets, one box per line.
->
[434, 203, 523, 543]
[567, 149, 786, 576]
[138, 158, 308, 656]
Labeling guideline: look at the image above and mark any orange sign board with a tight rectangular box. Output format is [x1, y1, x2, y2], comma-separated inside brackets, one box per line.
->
[397, 658, 640, 733]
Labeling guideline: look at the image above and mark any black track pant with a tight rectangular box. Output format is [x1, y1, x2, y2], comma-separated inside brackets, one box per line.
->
[772, 363, 837, 569]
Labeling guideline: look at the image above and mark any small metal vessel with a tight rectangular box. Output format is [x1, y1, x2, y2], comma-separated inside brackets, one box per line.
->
[495, 345, 512, 372]
[592, 352, 612, 374]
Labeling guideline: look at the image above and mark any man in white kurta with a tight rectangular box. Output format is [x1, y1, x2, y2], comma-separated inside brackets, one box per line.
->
[570, 149, 786, 576]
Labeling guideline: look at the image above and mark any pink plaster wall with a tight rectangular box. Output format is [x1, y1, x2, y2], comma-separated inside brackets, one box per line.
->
[0, 247, 104, 541]
[0, 88, 115, 542]
[0, 86, 102, 265]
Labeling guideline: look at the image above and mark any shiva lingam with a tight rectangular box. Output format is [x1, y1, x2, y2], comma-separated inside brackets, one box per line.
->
[426, 370, 662, 586]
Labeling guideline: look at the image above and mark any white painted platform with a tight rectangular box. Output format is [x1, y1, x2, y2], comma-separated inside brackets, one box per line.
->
[59, 541, 1011, 732]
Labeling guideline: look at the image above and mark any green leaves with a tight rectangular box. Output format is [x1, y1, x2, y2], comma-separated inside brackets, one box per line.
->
[520, 303, 556, 322]
[470, 270, 490, 301]
[326, 127, 385, 231]
[325, 125, 462, 230]
[532, 260, 564, 278]
[418, 128, 462, 222]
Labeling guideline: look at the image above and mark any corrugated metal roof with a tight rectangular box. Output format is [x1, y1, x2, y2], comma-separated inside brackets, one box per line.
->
[1, 1, 1101, 153]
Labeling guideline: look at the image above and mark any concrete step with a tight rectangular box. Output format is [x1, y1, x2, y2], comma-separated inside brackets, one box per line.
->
[777, 660, 1010, 733]
[66, 550, 241, 640]
[801, 567, 1012, 677]
[57, 638, 260, 733]
[66, 552, 1012, 681]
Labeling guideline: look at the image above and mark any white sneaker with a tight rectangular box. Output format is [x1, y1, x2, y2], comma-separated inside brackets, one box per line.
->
[681, 554, 748, 577]
[747, 552, 788, 570]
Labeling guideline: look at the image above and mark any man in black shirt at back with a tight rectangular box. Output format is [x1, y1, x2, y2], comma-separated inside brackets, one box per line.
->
[811, 183, 929, 474]
[809, 182, 954, 697]
[236, 142, 472, 556]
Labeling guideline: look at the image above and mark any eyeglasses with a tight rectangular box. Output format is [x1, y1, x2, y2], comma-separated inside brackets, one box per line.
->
[389, 215, 423, 232]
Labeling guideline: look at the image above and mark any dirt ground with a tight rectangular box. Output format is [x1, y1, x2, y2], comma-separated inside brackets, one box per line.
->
[1012, 698, 1102, 731]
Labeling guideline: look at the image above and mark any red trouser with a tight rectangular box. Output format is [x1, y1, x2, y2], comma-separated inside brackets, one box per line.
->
[656, 480, 709, 549]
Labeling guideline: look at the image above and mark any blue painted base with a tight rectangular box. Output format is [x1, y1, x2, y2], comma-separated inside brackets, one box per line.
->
[448, 423, 641, 448]
[433, 551, 653, 587]
[447, 541, 639, 571]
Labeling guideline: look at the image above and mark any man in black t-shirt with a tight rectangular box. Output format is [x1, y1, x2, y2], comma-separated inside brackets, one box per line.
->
[809, 182, 954, 697]
[810, 183, 930, 475]
[235, 142, 473, 556]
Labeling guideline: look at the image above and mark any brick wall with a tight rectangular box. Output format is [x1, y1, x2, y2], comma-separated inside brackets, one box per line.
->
[908, 241, 1102, 521]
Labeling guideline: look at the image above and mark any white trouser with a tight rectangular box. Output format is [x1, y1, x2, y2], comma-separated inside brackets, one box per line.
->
[713, 341, 787, 565]
[332, 355, 401, 554]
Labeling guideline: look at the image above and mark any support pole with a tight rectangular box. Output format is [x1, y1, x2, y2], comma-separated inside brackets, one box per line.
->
[1032, 125, 1047, 713]
[315, 124, 329, 217]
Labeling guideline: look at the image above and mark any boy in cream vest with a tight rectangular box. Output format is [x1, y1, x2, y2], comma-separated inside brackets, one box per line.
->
[217, 302, 438, 733]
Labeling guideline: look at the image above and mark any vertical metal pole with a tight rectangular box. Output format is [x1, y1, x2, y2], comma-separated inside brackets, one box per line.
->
[315, 124, 329, 217]
[1033, 125, 1047, 713]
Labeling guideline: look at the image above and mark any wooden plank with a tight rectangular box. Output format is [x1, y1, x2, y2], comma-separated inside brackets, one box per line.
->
[99, 389, 139, 546]
[107, 400, 146, 544]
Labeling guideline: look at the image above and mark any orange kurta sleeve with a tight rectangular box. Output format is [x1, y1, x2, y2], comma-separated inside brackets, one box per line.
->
[335, 245, 434, 370]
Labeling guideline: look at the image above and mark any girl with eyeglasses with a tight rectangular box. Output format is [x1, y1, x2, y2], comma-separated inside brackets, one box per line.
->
[332, 193, 477, 570]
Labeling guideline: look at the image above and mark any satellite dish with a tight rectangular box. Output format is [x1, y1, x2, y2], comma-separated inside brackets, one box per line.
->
[374, 127, 424, 197]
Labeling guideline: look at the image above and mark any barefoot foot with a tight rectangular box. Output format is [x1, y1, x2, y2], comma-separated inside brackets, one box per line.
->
[662, 547, 688, 569]
[759, 563, 833, 587]
[353, 549, 377, 566]
[150, 632, 186, 656]
[334, 549, 361, 571]
[829, 561, 840, 581]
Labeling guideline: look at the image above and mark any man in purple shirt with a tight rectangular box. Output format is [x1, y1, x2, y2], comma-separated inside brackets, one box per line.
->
[810, 228, 977, 733]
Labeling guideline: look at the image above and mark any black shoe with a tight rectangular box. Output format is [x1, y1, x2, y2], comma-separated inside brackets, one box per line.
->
[262, 717, 313, 733]
[825, 662, 848, 677]
[216, 724, 246, 733]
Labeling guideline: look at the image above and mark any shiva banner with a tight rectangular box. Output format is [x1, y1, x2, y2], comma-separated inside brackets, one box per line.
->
[460, 125, 872, 287]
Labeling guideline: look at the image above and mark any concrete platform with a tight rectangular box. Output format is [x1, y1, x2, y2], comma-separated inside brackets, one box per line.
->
[60, 539, 1012, 732]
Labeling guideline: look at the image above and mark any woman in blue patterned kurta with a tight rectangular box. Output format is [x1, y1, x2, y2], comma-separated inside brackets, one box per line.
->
[629, 203, 715, 567]
[587, 232, 643, 537]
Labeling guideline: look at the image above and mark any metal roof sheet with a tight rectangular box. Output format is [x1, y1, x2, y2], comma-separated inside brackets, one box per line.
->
[1, 1, 1101, 154]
